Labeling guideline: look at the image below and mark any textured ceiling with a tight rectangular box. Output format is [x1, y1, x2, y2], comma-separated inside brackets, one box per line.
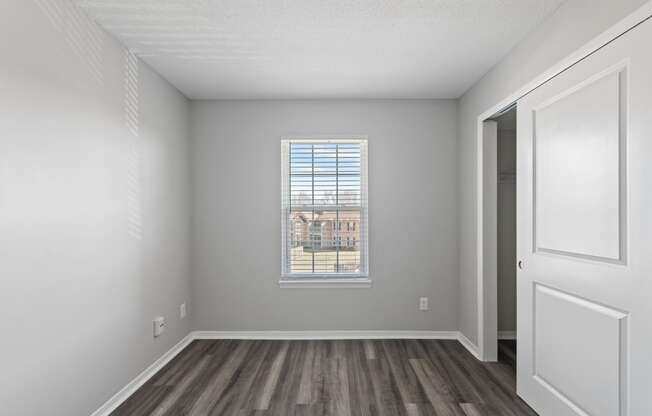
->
[76, 0, 565, 99]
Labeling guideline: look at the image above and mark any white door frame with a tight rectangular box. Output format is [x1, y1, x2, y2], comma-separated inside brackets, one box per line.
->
[474, 1, 652, 362]
[478, 120, 499, 362]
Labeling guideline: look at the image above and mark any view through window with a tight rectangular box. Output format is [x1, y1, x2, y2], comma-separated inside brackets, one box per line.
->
[282, 139, 368, 277]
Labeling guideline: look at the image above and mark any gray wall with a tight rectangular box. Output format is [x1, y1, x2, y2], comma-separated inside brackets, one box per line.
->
[0, 1, 191, 415]
[190, 100, 458, 332]
[457, 0, 650, 345]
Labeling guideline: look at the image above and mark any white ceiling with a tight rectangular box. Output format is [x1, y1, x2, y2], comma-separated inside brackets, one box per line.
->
[76, 0, 565, 99]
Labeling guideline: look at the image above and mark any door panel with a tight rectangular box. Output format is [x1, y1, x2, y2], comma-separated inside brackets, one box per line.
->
[533, 284, 626, 416]
[517, 17, 652, 416]
[534, 69, 623, 261]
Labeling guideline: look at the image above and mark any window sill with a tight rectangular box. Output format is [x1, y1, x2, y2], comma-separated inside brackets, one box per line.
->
[278, 278, 372, 289]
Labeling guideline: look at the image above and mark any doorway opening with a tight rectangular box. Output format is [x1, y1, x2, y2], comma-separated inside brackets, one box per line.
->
[478, 103, 517, 375]
[493, 106, 517, 373]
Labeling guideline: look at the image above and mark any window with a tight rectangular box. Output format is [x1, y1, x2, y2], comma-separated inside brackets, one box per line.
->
[281, 138, 369, 284]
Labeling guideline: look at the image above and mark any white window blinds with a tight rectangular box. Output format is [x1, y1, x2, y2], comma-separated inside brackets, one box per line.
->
[281, 138, 368, 277]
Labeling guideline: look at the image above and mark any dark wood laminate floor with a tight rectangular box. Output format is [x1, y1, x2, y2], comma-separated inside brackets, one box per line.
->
[498, 340, 517, 372]
[111, 339, 536, 416]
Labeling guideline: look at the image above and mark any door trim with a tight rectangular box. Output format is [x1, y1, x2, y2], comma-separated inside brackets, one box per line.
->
[474, 0, 652, 362]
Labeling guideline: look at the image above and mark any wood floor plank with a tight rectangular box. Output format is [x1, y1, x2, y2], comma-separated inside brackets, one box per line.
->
[251, 340, 290, 410]
[208, 340, 273, 416]
[294, 402, 326, 416]
[363, 340, 376, 360]
[296, 339, 327, 406]
[152, 340, 212, 387]
[329, 355, 352, 416]
[439, 341, 532, 416]
[405, 403, 420, 416]
[459, 402, 483, 416]
[412, 340, 466, 404]
[346, 341, 376, 416]
[380, 340, 429, 407]
[266, 340, 307, 416]
[150, 354, 211, 416]
[409, 358, 465, 416]
[423, 341, 486, 404]
[109, 339, 537, 416]
[368, 341, 410, 416]
[110, 385, 172, 416]
[296, 340, 316, 405]
[156, 338, 238, 415]
[188, 340, 253, 415]
[498, 340, 516, 369]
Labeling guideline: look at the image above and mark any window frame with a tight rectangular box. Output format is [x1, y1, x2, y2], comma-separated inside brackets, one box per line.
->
[280, 136, 370, 287]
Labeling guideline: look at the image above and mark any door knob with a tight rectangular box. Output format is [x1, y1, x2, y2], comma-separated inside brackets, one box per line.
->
[518, 260, 524, 270]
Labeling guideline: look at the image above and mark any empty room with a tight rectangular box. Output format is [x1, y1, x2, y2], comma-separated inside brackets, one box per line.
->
[2, 1, 652, 415]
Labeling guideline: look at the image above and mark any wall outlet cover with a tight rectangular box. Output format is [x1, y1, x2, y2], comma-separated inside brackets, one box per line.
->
[153, 316, 166, 337]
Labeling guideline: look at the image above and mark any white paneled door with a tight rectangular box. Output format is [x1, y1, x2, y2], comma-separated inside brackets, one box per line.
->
[516, 18, 652, 416]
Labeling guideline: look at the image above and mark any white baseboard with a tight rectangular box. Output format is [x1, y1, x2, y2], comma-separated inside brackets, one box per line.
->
[90, 329, 480, 415]
[457, 331, 481, 360]
[192, 330, 459, 340]
[498, 330, 516, 340]
[194, 330, 481, 360]
[90, 333, 194, 416]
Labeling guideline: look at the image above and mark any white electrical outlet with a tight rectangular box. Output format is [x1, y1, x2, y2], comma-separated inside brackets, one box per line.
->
[153, 316, 165, 337]
[180, 303, 187, 319]
[419, 297, 429, 311]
